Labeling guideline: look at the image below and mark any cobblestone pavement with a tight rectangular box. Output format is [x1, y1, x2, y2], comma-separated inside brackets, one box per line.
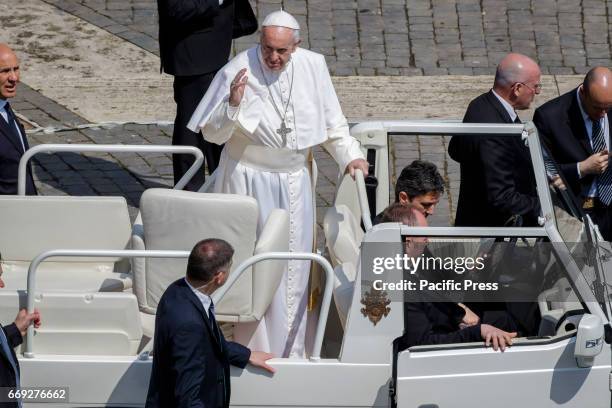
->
[13, 82, 348, 246]
[14, 81, 452, 251]
[41, 0, 612, 75]
[10, 0, 603, 245]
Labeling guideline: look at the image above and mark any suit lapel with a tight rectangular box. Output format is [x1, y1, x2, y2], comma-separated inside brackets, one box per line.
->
[568, 90, 593, 156]
[486, 90, 514, 124]
[0, 115, 24, 154]
[181, 280, 223, 353]
[17, 120, 28, 150]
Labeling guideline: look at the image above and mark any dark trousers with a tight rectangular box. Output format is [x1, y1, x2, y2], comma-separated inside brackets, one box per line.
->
[172, 73, 224, 192]
[584, 206, 612, 241]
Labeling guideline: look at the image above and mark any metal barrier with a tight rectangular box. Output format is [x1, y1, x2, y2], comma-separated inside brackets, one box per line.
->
[18, 144, 205, 195]
[355, 169, 372, 231]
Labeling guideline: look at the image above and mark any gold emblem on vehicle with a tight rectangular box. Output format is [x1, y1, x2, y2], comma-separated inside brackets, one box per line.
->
[360, 288, 391, 326]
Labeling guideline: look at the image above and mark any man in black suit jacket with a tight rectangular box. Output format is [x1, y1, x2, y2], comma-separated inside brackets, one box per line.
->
[379, 204, 518, 351]
[533, 67, 612, 240]
[157, 0, 255, 191]
[0, 268, 41, 407]
[0, 44, 36, 195]
[146, 238, 274, 408]
[449, 53, 541, 227]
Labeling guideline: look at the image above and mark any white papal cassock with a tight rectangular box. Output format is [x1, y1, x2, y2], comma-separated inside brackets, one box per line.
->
[188, 46, 363, 358]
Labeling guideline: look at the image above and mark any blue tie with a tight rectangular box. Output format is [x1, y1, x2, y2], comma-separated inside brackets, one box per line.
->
[0, 326, 22, 407]
[208, 300, 222, 348]
[592, 119, 612, 205]
[208, 301, 227, 405]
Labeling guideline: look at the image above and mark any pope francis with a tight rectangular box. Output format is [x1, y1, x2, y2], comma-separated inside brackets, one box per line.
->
[188, 10, 368, 358]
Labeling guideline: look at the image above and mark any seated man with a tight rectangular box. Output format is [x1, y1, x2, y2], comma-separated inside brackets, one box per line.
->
[381, 203, 517, 352]
[373, 160, 444, 224]
[0, 261, 41, 407]
[146, 238, 274, 408]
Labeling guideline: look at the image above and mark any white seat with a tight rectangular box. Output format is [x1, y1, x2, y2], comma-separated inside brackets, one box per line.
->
[0, 196, 133, 292]
[324, 204, 364, 268]
[131, 189, 289, 322]
[324, 205, 364, 327]
[0, 291, 142, 356]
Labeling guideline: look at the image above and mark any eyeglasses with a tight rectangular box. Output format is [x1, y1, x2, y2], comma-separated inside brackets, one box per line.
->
[516, 82, 542, 93]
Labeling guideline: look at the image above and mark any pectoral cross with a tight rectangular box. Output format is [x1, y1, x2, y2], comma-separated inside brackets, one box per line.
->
[276, 121, 292, 138]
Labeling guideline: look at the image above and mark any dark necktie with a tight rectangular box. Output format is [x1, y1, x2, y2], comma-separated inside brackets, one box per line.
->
[4, 102, 25, 152]
[208, 300, 223, 349]
[514, 115, 522, 124]
[209, 300, 228, 405]
[592, 119, 612, 205]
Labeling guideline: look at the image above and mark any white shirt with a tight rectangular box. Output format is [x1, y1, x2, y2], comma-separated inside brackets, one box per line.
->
[0, 99, 26, 152]
[491, 89, 518, 122]
[576, 88, 609, 196]
[185, 278, 212, 317]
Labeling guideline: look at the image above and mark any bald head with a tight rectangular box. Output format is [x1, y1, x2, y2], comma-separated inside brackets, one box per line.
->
[495, 54, 540, 87]
[580, 67, 612, 120]
[493, 53, 541, 110]
[0, 43, 20, 99]
[260, 26, 300, 71]
[0, 43, 14, 57]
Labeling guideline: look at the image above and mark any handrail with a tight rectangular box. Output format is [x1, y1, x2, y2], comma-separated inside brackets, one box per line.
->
[212, 252, 334, 361]
[351, 121, 525, 136]
[24, 250, 334, 362]
[24, 249, 189, 358]
[355, 169, 372, 231]
[18, 144, 205, 195]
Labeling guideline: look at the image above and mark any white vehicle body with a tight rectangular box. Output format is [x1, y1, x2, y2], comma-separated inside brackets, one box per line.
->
[1, 121, 610, 407]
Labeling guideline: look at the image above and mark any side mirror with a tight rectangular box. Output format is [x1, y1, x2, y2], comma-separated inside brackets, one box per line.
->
[574, 314, 604, 368]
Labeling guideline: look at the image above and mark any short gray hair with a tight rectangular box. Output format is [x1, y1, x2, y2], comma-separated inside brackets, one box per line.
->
[494, 64, 524, 88]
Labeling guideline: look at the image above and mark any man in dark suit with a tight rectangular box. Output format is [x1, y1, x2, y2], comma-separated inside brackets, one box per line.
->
[533, 67, 612, 240]
[380, 204, 518, 352]
[157, 0, 255, 191]
[146, 238, 274, 408]
[0, 265, 41, 406]
[0, 44, 36, 195]
[449, 53, 541, 227]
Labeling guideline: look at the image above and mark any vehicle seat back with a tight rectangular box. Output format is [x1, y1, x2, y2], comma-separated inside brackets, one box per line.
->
[0, 196, 132, 292]
[132, 189, 288, 322]
[323, 205, 364, 328]
[0, 291, 142, 356]
[324, 204, 364, 268]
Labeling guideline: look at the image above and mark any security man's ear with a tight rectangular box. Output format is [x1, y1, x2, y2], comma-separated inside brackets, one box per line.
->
[398, 191, 409, 204]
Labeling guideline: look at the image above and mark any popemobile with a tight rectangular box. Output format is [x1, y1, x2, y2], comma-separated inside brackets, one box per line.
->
[0, 121, 611, 407]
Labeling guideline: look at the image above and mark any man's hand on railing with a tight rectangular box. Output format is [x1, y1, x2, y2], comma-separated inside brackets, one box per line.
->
[14, 308, 41, 337]
[346, 158, 369, 179]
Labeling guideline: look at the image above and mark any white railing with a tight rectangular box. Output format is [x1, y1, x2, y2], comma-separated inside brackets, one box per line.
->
[24, 250, 334, 361]
[18, 144, 205, 195]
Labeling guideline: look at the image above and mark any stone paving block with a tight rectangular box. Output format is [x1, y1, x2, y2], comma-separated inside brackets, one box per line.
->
[39, 0, 608, 78]
[18, 0, 612, 228]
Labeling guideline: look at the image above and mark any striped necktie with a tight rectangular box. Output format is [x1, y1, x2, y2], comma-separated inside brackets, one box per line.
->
[592, 119, 612, 205]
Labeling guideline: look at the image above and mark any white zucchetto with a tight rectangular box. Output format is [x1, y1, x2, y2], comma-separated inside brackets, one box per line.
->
[261, 10, 300, 30]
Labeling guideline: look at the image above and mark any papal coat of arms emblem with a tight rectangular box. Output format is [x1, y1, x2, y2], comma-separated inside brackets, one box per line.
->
[360, 288, 391, 326]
